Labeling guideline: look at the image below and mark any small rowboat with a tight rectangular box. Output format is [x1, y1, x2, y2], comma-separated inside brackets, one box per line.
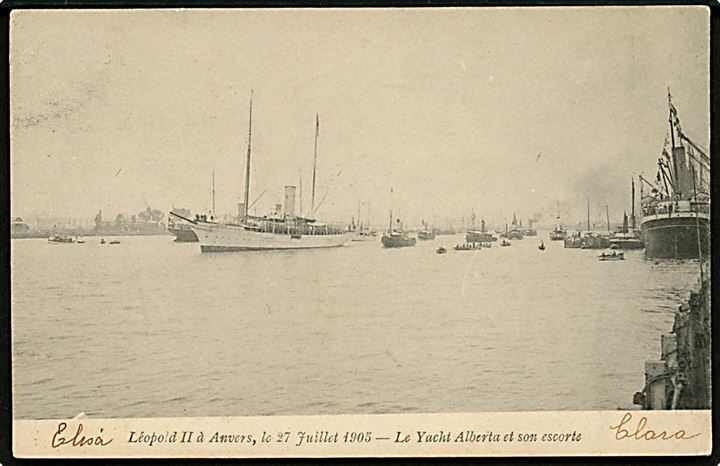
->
[454, 243, 481, 251]
[599, 251, 624, 261]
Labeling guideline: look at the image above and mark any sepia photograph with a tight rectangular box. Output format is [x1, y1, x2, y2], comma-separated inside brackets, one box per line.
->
[9, 6, 711, 458]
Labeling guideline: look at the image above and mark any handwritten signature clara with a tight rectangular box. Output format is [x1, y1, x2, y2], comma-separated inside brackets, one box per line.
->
[610, 412, 700, 441]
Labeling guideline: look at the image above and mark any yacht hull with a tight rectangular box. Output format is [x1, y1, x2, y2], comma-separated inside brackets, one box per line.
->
[192, 222, 351, 252]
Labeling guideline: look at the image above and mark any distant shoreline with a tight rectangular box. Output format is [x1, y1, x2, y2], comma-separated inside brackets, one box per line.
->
[12, 231, 172, 239]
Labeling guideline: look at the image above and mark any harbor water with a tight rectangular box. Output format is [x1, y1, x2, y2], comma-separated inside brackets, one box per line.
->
[12, 235, 701, 419]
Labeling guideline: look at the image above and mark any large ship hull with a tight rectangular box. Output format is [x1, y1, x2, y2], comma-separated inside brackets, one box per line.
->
[640, 213, 709, 259]
[501, 230, 524, 240]
[192, 222, 351, 252]
[381, 235, 416, 248]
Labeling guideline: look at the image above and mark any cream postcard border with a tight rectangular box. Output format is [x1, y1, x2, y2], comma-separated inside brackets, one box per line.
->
[13, 410, 712, 457]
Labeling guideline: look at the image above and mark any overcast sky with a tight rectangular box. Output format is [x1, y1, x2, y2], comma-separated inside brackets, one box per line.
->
[10, 7, 709, 227]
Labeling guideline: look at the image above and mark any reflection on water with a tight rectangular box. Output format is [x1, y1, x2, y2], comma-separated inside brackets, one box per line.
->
[12, 234, 701, 419]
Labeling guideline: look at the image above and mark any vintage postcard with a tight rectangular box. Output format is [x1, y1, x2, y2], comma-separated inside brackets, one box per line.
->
[9, 6, 711, 458]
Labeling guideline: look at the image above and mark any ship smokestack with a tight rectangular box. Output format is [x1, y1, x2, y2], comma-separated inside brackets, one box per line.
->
[284, 185, 296, 219]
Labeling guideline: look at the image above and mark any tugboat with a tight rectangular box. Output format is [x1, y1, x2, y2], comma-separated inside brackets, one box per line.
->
[501, 239, 511, 247]
[639, 91, 709, 259]
[382, 223, 416, 248]
[538, 241, 546, 251]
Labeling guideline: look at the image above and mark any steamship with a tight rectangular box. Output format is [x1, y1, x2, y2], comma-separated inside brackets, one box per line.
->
[171, 94, 351, 252]
[639, 92, 710, 259]
[466, 214, 497, 243]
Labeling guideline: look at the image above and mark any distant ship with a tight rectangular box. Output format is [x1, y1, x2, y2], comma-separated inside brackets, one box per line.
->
[174, 94, 351, 252]
[351, 226, 376, 242]
[349, 200, 376, 241]
[609, 210, 644, 250]
[417, 220, 436, 240]
[381, 220, 416, 248]
[500, 213, 524, 240]
[549, 225, 566, 241]
[639, 92, 709, 259]
[522, 219, 538, 236]
[580, 232, 610, 249]
[564, 233, 583, 249]
[466, 215, 497, 243]
[48, 234, 75, 244]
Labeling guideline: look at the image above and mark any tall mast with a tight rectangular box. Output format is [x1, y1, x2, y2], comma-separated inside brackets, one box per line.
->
[605, 204, 610, 232]
[368, 198, 372, 230]
[668, 88, 676, 149]
[630, 178, 636, 230]
[299, 170, 303, 217]
[586, 197, 590, 231]
[388, 188, 393, 232]
[212, 168, 216, 215]
[667, 88, 680, 191]
[310, 113, 319, 217]
[242, 91, 253, 223]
